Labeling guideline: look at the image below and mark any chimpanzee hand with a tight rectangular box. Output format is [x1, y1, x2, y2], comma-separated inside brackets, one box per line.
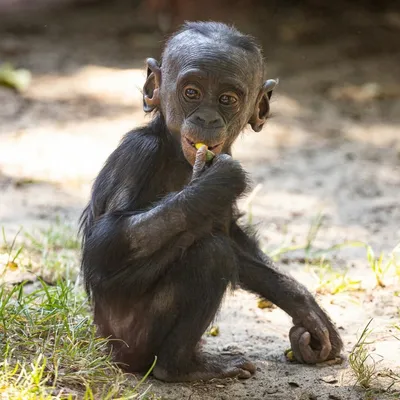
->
[191, 147, 247, 198]
[187, 147, 247, 231]
[289, 309, 343, 364]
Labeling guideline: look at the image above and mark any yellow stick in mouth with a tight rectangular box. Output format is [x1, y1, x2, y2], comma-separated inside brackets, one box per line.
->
[195, 142, 215, 162]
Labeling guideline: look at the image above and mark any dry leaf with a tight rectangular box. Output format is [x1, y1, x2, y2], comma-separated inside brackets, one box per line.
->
[257, 299, 275, 309]
[6, 261, 18, 271]
[208, 326, 219, 336]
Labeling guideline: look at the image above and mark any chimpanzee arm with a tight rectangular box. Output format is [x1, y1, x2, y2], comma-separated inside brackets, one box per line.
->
[231, 223, 343, 364]
[80, 132, 246, 293]
[230, 223, 311, 315]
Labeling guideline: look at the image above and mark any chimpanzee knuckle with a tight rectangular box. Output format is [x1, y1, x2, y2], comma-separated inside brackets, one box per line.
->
[212, 157, 245, 179]
[303, 349, 319, 364]
[319, 340, 332, 361]
[208, 160, 231, 175]
[191, 162, 206, 181]
[214, 154, 232, 164]
[237, 369, 252, 379]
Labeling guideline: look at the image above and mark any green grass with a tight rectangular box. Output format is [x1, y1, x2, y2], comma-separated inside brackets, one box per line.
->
[349, 319, 379, 389]
[0, 224, 157, 400]
[349, 320, 400, 397]
[0, 280, 157, 399]
[262, 212, 400, 294]
[1, 219, 80, 283]
[264, 214, 365, 294]
[266, 212, 366, 263]
[366, 243, 400, 288]
[2, 216, 399, 398]
[24, 218, 81, 282]
[311, 258, 362, 295]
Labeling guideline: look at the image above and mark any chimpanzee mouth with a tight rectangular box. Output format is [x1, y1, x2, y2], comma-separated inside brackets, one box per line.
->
[185, 137, 222, 151]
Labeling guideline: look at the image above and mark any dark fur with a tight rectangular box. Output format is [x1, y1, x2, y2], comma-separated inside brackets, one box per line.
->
[80, 22, 342, 382]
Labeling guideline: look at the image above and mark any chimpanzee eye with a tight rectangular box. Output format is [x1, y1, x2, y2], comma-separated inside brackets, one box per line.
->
[184, 87, 201, 100]
[219, 93, 238, 106]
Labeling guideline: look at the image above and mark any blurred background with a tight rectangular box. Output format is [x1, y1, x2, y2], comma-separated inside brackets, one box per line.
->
[0, 0, 399, 249]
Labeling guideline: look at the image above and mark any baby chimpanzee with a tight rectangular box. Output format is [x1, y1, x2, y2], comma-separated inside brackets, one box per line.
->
[80, 21, 343, 382]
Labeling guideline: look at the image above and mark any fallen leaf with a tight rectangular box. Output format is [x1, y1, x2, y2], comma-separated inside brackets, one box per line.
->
[6, 261, 18, 271]
[208, 326, 219, 336]
[284, 348, 296, 362]
[257, 299, 275, 309]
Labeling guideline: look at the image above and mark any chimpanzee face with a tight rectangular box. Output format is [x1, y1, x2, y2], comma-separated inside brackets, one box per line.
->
[143, 35, 276, 165]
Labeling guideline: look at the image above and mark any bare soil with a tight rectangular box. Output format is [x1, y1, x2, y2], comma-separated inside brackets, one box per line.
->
[0, 1, 399, 399]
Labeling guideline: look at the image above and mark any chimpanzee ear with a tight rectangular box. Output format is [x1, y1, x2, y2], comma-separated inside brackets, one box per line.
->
[143, 58, 162, 112]
[249, 79, 278, 132]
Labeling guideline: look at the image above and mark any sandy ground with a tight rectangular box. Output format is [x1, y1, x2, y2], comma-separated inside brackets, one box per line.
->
[0, 1, 400, 399]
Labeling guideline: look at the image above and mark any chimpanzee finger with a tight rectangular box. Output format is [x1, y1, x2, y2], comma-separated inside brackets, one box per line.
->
[214, 153, 231, 162]
[290, 326, 320, 364]
[303, 312, 332, 361]
[290, 319, 333, 363]
[211, 153, 232, 168]
[314, 326, 331, 361]
[291, 326, 319, 364]
[289, 325, 306, 363]
[192, 146, 207, 179]
[298, 331, 319, 364]
[237, 369, 252, 379]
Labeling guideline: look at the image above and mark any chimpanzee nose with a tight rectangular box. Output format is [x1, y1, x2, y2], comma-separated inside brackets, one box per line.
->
[192, 111, 224, 128]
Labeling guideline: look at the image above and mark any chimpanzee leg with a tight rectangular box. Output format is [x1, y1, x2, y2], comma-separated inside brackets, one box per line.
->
[152, 234, 256, 382]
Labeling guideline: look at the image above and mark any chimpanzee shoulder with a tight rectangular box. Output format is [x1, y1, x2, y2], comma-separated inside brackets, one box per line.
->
[80, 116, 171, 230]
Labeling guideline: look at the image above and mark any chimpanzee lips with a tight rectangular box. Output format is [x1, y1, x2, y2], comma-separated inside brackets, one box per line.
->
[185, 137, 222, 151]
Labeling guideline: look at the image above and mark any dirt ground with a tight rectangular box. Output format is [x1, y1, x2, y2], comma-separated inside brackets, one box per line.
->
[0, 1, 400, 399]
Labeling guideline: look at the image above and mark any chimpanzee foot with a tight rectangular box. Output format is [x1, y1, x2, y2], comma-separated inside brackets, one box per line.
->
[153, 354, 256, 382]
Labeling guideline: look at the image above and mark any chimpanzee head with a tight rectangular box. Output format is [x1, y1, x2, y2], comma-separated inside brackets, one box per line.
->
[143, 21, 277, 165]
